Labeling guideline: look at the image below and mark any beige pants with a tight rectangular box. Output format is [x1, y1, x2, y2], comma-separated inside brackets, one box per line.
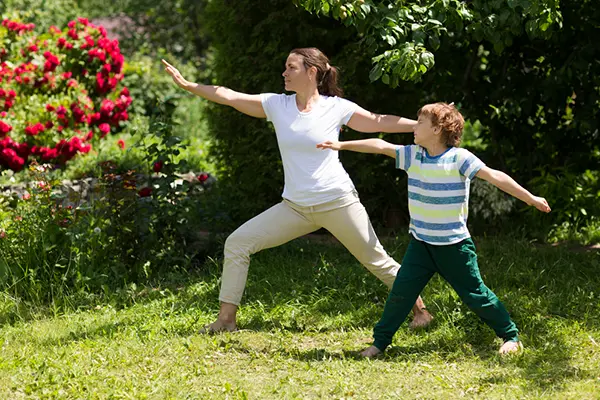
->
[219, 191, 400, 305]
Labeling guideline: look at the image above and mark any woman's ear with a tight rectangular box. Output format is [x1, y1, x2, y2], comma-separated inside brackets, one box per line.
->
[308, 65, 318, 81]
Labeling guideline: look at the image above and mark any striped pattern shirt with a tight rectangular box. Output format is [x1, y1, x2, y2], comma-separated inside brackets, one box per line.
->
[396, 145, 485, 245]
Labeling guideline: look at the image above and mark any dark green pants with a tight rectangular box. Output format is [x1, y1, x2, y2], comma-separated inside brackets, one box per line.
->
[373, 236, 519, 351]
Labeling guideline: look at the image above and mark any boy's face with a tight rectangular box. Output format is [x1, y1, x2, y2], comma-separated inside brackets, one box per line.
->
[413, 114, 441, 147]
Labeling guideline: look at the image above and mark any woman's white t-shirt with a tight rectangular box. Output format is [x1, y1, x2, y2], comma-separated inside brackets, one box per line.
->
[261, 93, 357, 206]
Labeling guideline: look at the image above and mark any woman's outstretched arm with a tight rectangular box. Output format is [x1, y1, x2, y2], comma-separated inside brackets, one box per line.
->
[346, 105, 416, 133]
[162, 59, 266, 118]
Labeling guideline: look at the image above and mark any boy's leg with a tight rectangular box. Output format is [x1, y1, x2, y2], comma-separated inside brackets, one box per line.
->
[207, 202, 319, 332]
[371, 238, 436, 352]
[432, 238, 519, 344]
[319, 199, 432, 326]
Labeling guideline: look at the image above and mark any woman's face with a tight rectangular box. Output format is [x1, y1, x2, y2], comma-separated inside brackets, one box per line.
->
[282, 53, 315, 92]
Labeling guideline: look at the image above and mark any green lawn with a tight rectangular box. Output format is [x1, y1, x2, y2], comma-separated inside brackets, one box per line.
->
[0, 236, 598, 399]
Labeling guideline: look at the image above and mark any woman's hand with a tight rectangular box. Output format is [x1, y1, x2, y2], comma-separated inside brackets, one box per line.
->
[316, 140, 342, 151]
[162, 59, 191, 89]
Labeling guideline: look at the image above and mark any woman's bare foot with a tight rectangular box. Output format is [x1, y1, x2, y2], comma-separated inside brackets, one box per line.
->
[409, 308, 434, 329]
[360, 345, 382, 358]
[499, 340, 523, 355]
[198, 318, 238, 334]
[199, 302, 238, 334]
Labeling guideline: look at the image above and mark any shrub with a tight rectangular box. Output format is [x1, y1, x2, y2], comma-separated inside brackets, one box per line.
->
[0, 116, 218, 306]
[0, 16, 132, 171]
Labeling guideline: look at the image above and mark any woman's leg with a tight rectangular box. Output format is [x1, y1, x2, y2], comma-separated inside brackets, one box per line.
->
[206, 201, 319, 332]
[318, 200, 433, 327]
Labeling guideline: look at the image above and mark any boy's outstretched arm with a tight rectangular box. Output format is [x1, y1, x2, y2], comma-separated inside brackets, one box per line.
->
[476, 166, 551, 213]
[316, 138, 397, 158]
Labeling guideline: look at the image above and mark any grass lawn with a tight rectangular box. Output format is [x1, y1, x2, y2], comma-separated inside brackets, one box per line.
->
[0, 236, 598, 399]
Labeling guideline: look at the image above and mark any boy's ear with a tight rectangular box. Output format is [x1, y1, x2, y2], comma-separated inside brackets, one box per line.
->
[433, 125, 442, 136]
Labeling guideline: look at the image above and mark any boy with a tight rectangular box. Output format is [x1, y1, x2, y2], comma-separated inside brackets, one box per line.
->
[316, 102, 550, 356]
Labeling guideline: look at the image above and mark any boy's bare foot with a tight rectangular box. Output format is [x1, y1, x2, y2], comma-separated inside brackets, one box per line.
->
[198, 319, 237, 334]
[360, 345, 382, 358]
[409, 308, 434, 329]
[499, 340, 523, 355]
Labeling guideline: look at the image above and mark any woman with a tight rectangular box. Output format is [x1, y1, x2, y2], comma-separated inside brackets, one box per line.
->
[162, 47, 433, 333]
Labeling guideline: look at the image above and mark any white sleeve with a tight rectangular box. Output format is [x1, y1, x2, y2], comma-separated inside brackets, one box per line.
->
[458, 149, 486, 179]
[335, 97, 358, 125]
[395, 145, 415, 171]
[260, 93, 281, 122]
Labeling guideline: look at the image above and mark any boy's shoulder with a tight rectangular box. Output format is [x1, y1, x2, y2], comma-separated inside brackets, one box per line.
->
[453, 147, 478, 159]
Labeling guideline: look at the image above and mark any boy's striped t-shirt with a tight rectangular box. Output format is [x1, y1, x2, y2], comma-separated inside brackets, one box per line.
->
[395, 145, 485, 245]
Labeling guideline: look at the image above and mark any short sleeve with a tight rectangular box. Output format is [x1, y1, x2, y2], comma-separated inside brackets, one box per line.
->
[458, 149, 485, 179]
[260, 93, 281, 122]
[335, 97, 358, 125]
[395, 145, 414, 171]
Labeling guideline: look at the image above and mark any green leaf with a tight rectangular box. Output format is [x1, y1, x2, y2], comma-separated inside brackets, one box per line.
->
[382, 74, 390, 84]
[368, 64, 383, 82]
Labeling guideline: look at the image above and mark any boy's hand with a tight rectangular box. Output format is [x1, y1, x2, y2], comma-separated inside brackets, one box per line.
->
[316, 140, 342, 151]
[530, 196, 551, 213]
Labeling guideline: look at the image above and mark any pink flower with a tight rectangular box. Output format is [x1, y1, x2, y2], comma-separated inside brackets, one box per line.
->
[22, 193, 31, 200]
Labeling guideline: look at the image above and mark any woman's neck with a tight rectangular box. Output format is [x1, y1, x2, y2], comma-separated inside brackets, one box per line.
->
[295, 88, 321, 112]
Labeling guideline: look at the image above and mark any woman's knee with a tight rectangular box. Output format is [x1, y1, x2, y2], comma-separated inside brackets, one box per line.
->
[224, 229, 257, 258]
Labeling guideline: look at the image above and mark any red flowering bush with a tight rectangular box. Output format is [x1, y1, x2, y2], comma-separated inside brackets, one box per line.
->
[0, 16, 132, 171]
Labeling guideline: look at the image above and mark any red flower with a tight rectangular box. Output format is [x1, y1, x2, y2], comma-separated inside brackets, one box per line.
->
[153, 161, 163, 173]
[138, 187, 152, 197]
[117, 139, 125, 149]
[198, 173, 209, 183]
[0, 121, 12, 136]
[98, 123, 110, 137]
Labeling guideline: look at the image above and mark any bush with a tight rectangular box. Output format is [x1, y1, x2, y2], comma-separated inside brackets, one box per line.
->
[526, 168, 600, 244]
[0, 116, 218, 306]
[0, 16, 131, 171]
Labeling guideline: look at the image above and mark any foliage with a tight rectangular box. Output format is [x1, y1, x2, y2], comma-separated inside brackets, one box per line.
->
[0, 16, 131, 171]
[77, 0, 210, 64]
[527, 168, 600, 244]
[295, 0, 562, 85]
[0, 0, 80, 34]
[0, 116, 217, 306]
